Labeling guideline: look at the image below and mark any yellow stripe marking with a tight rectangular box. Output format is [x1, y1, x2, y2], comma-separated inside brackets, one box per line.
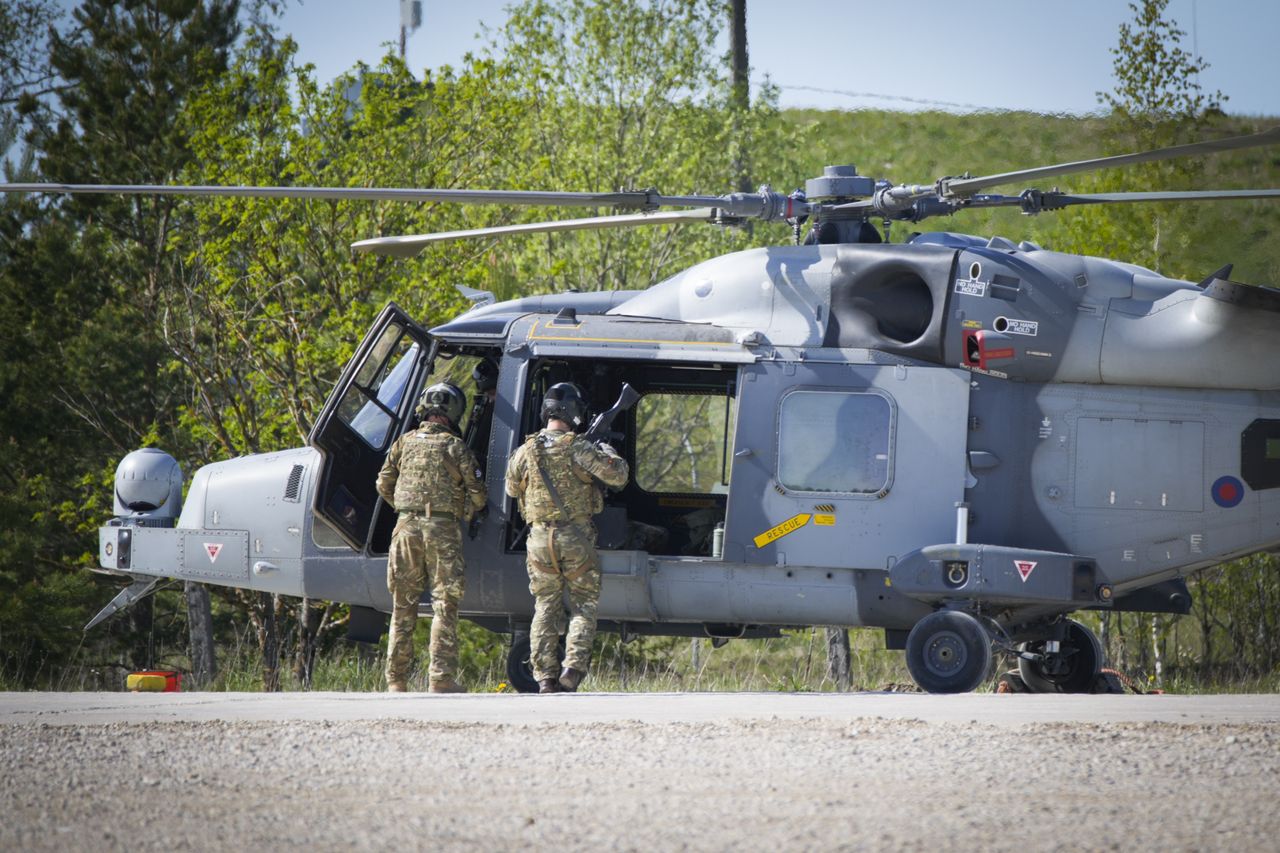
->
[528, 320, 740, 347]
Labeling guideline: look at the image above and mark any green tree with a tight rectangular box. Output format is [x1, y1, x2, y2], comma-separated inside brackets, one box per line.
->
[1059, 0, 1225, 275]
[168, 38, 519, 458]
[0, 0, 62, 168]
[0, 0, 241, 685]
[481, 0, 805, 297]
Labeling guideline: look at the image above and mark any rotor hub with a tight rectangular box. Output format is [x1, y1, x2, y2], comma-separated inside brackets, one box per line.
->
[805, 165, 875, 202]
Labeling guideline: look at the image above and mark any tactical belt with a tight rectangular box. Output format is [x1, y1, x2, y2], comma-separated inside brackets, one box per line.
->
[533, 561, 594, 581]
[400, 508, 457, 521]
[531, 522, 595, 582]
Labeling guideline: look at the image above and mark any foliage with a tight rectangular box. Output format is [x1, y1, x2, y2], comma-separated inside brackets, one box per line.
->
[633, 392, 734, 494]
[1056, 0, 1226, 273]
[1098, 0, 1224, 131]
[0, 0, 242, 684]
[0, 0, 61, 167]
[477, 0, 804, 299]
[167, 32, 515, 454]
[589, 628, 912, 692]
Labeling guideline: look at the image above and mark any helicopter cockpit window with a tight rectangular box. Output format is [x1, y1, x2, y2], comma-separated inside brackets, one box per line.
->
[778, 391, 893, 494]
[337, 326, 419, 450]
[634, 392, 735, 494]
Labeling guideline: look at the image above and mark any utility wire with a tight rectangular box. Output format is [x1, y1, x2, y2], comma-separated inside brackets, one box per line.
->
[766, 82, 1008, 113]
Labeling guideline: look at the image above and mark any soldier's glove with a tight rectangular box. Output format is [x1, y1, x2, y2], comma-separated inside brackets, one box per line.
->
[468, 506, 489, 540]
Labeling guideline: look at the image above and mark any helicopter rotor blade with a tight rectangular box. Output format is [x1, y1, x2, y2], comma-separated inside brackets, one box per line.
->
[834, 185, 1280, 222]
[942, 125, 1280, 198]
[0, 182, 665, 208]
[1032, 188, 1280, 208]
[351, 208, 721, 257]
[0, 182, 809, 223]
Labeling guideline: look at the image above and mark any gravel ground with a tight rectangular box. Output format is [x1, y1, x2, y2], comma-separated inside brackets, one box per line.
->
[3, 715, 1279, 851]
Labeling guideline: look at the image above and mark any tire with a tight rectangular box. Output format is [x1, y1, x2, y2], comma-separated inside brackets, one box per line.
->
[905, 610, 993, 694]
[1017, 619, 1103, 694]
[505, 632, 565, 694]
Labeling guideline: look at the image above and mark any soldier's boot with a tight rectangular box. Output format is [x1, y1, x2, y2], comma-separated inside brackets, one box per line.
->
[558, 667, 586, 692]
[538, 678, 563, 694]
[387, 682, 408, 693]
[428, 679, 466, 694]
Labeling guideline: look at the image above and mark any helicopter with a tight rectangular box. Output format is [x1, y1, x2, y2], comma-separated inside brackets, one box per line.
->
[6, 125, 1280, 694]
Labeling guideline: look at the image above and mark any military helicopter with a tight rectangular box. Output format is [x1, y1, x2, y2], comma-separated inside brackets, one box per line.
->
[7, 125, 1280, 694]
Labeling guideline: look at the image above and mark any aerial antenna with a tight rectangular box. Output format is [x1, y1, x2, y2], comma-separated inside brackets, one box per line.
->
[400, 0, 422, 59]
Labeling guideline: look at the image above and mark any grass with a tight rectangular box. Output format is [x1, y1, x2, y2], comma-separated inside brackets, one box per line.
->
[585, 629, 914, 693]
[16, 618, 1279, 695]
[127, 624, 954, 694]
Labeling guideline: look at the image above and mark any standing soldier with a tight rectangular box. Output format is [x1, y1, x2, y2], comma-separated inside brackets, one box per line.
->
[377, 382, 486, 693]
[505, 383, 629, 693]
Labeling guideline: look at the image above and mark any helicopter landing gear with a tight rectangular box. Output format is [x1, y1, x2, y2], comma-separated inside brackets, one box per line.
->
[905, 610, 993, 694]
[505, 631, 565, 694]
[1017, 619, 1103, 693]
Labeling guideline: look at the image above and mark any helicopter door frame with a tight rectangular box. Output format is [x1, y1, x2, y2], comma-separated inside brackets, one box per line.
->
[725, 361, 971, 568]
[308, 302, 435, 552]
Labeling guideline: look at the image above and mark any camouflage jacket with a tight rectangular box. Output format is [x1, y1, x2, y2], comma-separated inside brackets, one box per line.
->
[504, 429, 628, 523]
[377, 422, 486, 519]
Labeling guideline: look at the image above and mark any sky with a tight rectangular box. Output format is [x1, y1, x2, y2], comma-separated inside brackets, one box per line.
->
[272, 0, 1280, 116]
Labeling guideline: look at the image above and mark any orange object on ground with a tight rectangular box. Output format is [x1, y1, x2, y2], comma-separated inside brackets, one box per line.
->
[126, 671, 183, 692]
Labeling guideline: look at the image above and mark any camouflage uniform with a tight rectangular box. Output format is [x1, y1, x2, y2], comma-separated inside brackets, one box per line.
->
[504, 429, 629, 682]
[376, 421, 486, 689]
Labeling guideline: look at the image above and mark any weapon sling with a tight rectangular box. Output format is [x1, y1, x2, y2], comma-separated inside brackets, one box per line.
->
[531, 441, 571, 523]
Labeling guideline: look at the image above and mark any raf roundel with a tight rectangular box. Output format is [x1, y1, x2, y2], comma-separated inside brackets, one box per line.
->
[1211, 475, 1246, 508]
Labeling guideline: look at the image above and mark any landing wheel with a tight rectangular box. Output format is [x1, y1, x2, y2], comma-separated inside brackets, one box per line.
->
[905, 610, 993, 694]
[1017, 619, 1103, 694]
[505, 632, 564, 694]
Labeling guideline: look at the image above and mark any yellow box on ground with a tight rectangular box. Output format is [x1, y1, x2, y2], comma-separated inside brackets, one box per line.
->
[126, 671, 182, 692]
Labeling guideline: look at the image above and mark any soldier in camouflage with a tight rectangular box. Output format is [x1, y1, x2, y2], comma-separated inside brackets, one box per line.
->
[504, 383, 629, 693]
[376, 381, 486, 693]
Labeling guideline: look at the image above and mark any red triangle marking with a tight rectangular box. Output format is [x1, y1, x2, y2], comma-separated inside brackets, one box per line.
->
[1014, 560, 1037, 582]
[204, 543, 223, 563]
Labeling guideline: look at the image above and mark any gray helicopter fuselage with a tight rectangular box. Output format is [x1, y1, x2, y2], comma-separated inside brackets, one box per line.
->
[99, 233, 1280, 639]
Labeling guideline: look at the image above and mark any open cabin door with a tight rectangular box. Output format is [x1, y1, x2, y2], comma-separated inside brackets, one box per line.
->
[308, 303, 434, 551]
[724, 361, 971, 569]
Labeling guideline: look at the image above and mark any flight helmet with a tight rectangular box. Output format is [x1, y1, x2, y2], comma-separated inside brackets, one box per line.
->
[473, 358, 498, 393]
[541, 382, 588, 429]
[416, 381, 466, 427]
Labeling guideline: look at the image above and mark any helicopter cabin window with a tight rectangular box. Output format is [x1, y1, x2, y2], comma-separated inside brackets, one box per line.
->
[416, 350, 501, 468]
[777, 391, 892, 494]
[634, 393, 735, 494]
[337, 324, 419, 451]
[1240, 418, 1280, 490]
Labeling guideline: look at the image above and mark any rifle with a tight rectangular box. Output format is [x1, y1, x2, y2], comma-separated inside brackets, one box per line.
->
[462, 396, 487, 448]
[581, 383, 640, 446]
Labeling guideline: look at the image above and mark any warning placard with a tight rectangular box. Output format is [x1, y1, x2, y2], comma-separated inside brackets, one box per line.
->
[753, 513, 812, 548]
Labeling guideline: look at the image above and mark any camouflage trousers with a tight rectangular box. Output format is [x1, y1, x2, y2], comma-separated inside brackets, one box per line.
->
[385, 515, 466, 687]
[526, 520, 601, 681]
